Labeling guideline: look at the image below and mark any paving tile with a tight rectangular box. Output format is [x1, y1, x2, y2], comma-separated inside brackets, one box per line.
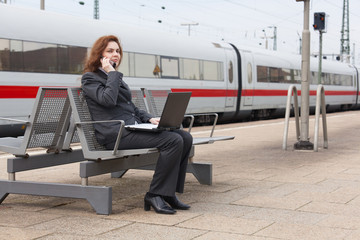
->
[0, 226, 50, 240]
[232, 195, 311, 210]
[100, 222, 206, 240]
[108, 207, 201, 226]
[193, 231, 279, 240]
[286, 189, 358, 204]
[344, 229, 360, 240]
[0, 209, 60, 228]
[177, 214, 273, 235]
[298, 201, 360, 216]
[187, 202, 256, 217]
[264, 172, 326, 184]
[316, 214, 360, 230]
[37, 233, 100, 240]
[1, 195, 77, 213]
[347, 195, 360, 206]
[242, 208, 327, 225]
[255, 222, 353, 240]
[27, 216, 132, 236]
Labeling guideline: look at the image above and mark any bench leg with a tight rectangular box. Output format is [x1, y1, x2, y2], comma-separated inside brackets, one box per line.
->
[0, 180, 112, 215]
[111, 170, 129, 178]
[0, 192, 9, 204]
[187, 162, 212, 185]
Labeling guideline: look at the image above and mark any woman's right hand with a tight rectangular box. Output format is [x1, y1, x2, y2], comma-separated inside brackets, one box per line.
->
[101, 57, 115, 73]
[149, 118, 160, 125]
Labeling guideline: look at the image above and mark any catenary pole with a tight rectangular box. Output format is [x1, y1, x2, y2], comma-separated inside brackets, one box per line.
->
[294, 0, 313, 150]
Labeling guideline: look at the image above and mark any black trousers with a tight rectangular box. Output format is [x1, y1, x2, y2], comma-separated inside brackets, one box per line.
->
[106, 129, 193, 197]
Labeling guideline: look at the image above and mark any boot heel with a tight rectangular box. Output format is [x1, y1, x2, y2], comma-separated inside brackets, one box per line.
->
[144, 201, 151, 211]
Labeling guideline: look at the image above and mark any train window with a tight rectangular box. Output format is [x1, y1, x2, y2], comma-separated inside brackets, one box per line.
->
[134, 53, 157, 78]
[310, 72, 316, 84]
[161, 56, 179, 78]
[313, 72, 325, 84]
[341, 75, 352, 86]
[128, 52, 135, 77]
[118, 51, 130, 76]
[58, 45, 69, 73]
[68, 46, 87, 74]
[10, 40, 24, 71]
[281, 69, 291, 82]
[247, 63, 252, 84]
[293, 70, 301, 82]
[23, 42, 57, 73]
[323, 73, 330, 85]
[228, 61, 233, 83]
[269, 67, 280, 82]
[181, 58, 200, 80]
[257, 66, 268, 82]
[202, 60, 221, 81]
[0, 39, 10, 71]
[333, 74, 341, 85]
[320, 72, 326, 84]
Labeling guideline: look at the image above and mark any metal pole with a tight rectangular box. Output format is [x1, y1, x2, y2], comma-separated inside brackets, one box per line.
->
[40, 0, 45, 10]
[94, 0, 99, 19]
[181, 23, 199, 36]
[317, 31, 323, 84]
[273, 26, 277, 51]
[294, 0, 313, 150]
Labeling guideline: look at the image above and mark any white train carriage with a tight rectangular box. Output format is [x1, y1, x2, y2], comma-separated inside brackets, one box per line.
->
[0, 5, 237, 136]
[0, 4, 359, 137]
[240, 47, 358, 119]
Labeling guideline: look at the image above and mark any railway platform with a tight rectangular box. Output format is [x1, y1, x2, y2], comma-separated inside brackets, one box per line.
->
[1, 110, 360, 239]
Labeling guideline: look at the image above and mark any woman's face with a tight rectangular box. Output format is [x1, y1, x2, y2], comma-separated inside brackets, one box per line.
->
[102, 41, 121, 67]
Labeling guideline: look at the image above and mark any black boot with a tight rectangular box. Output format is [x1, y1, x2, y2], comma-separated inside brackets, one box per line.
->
[144, 193, 176, 214]
[163, 195, 190, 210]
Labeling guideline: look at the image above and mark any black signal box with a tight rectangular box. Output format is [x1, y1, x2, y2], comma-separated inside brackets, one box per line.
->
[313, 12, 326, 31]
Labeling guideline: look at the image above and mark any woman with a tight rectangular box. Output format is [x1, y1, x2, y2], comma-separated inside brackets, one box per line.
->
[82, 35, 193, 214]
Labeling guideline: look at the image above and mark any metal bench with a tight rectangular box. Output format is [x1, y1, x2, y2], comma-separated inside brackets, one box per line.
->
[0, 88, 116, 215]
[68, 87, 213, 186]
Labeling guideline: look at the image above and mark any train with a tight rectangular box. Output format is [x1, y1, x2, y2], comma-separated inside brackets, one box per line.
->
[0, 4, 359, 137]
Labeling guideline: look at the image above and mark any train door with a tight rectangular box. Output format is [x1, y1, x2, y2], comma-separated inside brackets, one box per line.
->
[243, 53, 255, 106]
[225, 49, 237, 108]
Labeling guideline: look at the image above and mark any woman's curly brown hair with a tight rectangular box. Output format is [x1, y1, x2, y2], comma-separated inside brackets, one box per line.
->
[83, 35, 123, 73]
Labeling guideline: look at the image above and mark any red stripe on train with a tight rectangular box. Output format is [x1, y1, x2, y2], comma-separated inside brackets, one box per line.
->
[173, 88, 357, 97]
[172, 88, 238, 97]
[0, 86, 40, 98]
[0, 86, 357, 99]
[241, 89, 357, 96]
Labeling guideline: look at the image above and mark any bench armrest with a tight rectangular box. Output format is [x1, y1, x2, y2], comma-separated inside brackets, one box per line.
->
[183, 115, 195, 132]
[185, 113, 218, 137]
[75, 119, 125, 155]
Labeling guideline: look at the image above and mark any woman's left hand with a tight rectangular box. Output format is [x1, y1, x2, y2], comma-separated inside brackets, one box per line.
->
[149, 118, 160, 125]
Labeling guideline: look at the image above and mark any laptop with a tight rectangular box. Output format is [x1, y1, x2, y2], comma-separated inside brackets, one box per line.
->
[125, 92, 192, 132]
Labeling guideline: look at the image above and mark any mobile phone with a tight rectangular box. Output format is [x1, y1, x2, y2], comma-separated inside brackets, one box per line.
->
[101, 56, 116, 68]
[110, 61, 116, 68]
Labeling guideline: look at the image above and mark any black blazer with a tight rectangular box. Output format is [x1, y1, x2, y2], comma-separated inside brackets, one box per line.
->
[81, 70, 153, 146]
